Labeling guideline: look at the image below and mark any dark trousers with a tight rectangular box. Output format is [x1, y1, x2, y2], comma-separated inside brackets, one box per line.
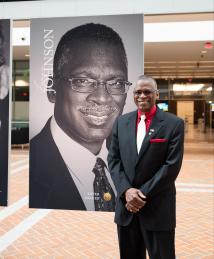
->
[117, 214, 175, 259]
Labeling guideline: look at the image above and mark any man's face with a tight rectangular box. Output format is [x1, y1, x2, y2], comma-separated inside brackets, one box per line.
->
[134, 79, 159, 112]
[54, 42, 127, 144]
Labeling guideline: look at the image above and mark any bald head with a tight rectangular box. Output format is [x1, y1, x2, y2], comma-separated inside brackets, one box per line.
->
[135, 75, 157, 91]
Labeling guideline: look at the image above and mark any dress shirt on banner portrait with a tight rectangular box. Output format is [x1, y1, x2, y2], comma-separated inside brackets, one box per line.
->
[51, 116, 116, 211]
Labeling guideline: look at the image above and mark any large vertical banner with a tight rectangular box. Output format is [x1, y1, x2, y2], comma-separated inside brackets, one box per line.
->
[0, 19, 10, 206]
[30, 14, 143, 211]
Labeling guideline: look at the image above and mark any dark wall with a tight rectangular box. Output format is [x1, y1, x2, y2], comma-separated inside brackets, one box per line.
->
[194, 100, 205, 124]
[169, 100, 177, 115]
[205, 102, 211, 126]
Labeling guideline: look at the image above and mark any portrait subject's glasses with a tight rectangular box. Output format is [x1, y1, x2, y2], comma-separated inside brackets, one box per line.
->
[58, 77, 132, 95]
[133, 89, 158, 96]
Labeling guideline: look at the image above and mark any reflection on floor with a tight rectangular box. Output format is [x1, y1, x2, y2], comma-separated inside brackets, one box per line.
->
[0, 125, 213, 258]
[185, 124, 214, 143]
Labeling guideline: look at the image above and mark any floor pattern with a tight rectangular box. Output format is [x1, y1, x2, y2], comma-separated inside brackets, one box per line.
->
[0, 126, 213, 258]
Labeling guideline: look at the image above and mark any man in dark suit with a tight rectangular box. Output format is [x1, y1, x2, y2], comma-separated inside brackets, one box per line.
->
[108, 75, 184, 259]
[29, 23, 131, 211]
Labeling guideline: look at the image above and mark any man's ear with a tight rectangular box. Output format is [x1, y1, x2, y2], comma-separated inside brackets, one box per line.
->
[156, 90, 160, 100]
[47, 76, 56, 103]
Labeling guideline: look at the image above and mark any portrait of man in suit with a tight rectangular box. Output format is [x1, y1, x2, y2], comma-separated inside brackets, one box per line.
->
[108, 75, 184, 259]
[29, 23, 132, 211]
[0, 20, 10, 206]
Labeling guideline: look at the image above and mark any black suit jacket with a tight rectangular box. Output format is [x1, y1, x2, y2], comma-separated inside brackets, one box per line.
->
[107, 107, 184, 230]
[29, 118, 86, 210]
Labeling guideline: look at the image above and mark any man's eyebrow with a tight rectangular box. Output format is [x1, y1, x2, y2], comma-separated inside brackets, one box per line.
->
[70, 70, 126, 79]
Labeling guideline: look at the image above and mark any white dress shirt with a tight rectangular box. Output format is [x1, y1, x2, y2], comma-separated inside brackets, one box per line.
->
[50, 116, 116, 211]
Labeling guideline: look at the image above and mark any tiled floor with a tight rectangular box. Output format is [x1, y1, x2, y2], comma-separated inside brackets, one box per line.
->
[0, 125, 213, 258]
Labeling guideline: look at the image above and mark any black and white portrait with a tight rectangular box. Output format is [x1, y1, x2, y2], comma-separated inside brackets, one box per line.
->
[29, 15, 143, 211]
[0, 19, 10, 206]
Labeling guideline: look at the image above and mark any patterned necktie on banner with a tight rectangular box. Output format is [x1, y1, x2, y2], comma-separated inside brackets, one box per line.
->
[137, 114, 146, 153]
[92, 157, 116, 211]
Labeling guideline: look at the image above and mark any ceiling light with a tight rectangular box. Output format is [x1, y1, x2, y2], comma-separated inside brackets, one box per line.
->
[201, 50, 207, 54]
[145, 21, 214, 42]
[173, 83, 204, 92]
[206, 87, 212, 91]
[15, 80, 29, 87]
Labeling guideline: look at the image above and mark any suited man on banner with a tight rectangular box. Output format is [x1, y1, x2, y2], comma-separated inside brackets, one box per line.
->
[29, 23, 132, 211]
[108, 75, 184, 259]
[0, 26, 9, 206]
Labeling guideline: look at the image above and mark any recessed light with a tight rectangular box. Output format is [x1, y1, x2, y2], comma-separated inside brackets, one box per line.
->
[25, 54, 30, 57]
[173, 83, 205, 91]
[206, 87, 212, 91]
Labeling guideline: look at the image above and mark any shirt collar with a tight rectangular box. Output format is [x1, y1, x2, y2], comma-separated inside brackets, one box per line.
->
[137, 105, 157, 120]
[50, 115, 107, 185]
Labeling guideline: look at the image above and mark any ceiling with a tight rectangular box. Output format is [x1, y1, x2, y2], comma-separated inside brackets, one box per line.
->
[13, 13, 214, 79]
[144, 41, 214, 79]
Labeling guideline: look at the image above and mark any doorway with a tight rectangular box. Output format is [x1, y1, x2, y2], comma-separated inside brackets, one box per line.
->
[177, 101, 194, 124]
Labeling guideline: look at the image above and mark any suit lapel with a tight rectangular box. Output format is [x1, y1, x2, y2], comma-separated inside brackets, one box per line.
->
[127, 111, 138, 164]
[136, 108, 165, 165]
[33, 119, 86, 210]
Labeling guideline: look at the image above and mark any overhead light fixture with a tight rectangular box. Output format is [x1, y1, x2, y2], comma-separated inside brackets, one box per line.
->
[173, 83, 204, 92]
[145, 21, 214, 42]
[201, 50, 207, 54]
[15, 79, 29, 87]
[25, 54, 30, 57]
[206, 87, 212, 91]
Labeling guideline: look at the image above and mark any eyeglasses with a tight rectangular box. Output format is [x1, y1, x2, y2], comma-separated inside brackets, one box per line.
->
[58, 77, 132, 95]
[133, 89, 158, 96]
